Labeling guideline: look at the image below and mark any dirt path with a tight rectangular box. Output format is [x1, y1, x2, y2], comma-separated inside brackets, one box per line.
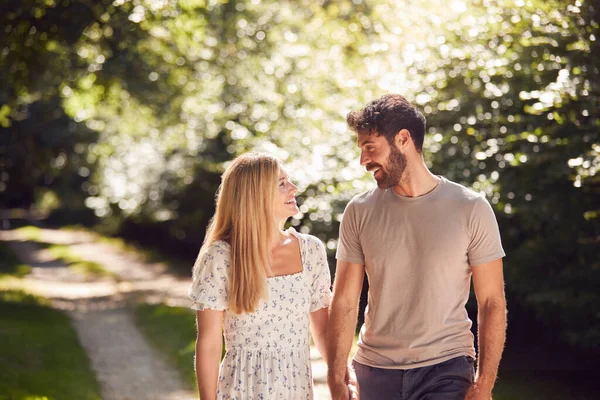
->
[1, 227, 331, 399]
[1, 228, 196, 400]
[71, 304, 192, 400]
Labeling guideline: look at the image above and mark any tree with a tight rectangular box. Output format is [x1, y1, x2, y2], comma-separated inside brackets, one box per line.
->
[415, 0, 599, 348]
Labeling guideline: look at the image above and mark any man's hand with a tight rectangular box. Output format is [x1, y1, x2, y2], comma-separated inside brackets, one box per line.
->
[329, 381, 352, 400]
[346, 365, 359, 400]
[464, 381, 492, 400]
[329, 365, 359, 400]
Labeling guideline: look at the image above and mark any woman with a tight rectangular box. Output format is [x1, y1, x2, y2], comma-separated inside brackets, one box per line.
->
[188, 153, 331, 400]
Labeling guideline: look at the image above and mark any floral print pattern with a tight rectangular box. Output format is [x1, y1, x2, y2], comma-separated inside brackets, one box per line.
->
[188, 228, 331, 400]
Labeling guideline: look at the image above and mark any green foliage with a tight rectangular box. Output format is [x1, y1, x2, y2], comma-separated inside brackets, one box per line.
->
[0, 243, 32, 279]
[1, 0, 598, 352]
[64, 224, 192, 275]
[15, 226, 42, 241]
[134, 303, 199, 391]
[46, 243, 116, 278]
[493, 370, 599, 400]
[0, 289, 48, 306]
[0, 290, 101, 400]
[415, 0, 600, 348]
[14, 226, 116, 278]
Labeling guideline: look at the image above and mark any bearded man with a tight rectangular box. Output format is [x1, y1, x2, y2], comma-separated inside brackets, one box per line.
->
[327, 94, 507, 400]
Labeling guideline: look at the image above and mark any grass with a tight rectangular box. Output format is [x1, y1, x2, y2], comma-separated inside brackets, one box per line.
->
[493, 370, 599, 400]
[63, 224, 191, 276]
[0, 243, 31, 279]
[97, 236, 192, 276]
[134, 303, 199, 390]
[44, 243, 116, 279]
[14, 225, 116, 279]
[0, 290, 101, 400]
[15, 226, 42, 242]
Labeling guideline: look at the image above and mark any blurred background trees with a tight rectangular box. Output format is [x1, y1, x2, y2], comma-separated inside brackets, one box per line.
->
[415, 0, 599, 349]
[1, 0, 598, 352]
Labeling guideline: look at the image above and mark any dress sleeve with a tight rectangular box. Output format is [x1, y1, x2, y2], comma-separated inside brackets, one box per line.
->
[188, 242, 230, 311]
[306, 236, 332, 312]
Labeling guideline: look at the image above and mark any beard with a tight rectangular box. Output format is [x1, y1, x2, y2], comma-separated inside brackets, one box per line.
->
[369, 147, 407, 189]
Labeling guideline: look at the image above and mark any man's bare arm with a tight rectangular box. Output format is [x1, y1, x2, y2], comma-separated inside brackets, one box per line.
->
[327, 260, 364, 399]
[466, 258, 507, 400]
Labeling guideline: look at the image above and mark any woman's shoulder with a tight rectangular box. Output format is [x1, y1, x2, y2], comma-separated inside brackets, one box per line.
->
[211, 239, 231, 250]
[288, 228, 325, 251]
[201, 240, 231, 261]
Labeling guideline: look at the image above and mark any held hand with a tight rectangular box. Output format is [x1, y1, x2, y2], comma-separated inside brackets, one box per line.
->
[464, 382, 492, 400]
[329, 381, 352, 400]
[329, 365, 359, 400]
[346, 365, 359, 400]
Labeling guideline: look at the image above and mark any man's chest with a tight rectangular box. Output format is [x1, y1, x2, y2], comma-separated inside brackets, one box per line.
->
[358, 205, 471, 274]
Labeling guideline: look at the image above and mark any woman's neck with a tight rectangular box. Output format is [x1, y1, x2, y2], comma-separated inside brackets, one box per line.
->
[269, 221, 289, 250]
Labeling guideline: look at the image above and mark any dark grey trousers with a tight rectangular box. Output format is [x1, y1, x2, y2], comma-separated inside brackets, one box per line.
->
[353, 356, 475, 400]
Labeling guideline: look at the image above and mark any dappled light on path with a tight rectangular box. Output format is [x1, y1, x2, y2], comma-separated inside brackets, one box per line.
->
[0, 228, 192, 306]
[1, 227, 197, 400]
[1, 226, 332, 399]
[71, 306, 193, 400]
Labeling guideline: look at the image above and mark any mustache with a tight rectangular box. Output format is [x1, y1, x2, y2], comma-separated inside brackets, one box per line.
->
[366, 163, 382, 171]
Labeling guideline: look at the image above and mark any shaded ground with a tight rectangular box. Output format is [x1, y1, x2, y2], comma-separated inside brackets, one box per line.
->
[0, 291, 102, 400]
[0, 227, 332, 399]
[1, 228, 196, 400]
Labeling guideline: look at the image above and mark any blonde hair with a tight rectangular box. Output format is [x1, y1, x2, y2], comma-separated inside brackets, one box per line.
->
[193, 153, 280, 314]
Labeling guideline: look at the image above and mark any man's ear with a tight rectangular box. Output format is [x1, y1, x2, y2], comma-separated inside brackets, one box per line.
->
[394, 129, 411, 149]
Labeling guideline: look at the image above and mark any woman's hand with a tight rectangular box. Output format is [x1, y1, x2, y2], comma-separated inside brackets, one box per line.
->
[329, 365, 359, 400]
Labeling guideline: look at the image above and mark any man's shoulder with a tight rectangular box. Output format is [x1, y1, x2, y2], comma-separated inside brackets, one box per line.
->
[347, 187, 383, 207]
[440, 177, 485, 204]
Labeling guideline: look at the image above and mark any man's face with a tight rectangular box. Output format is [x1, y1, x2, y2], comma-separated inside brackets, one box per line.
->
[358, 132, 407, 189]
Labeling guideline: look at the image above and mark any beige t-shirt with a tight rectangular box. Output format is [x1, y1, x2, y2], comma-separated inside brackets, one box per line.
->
[336, 176, 505, 369]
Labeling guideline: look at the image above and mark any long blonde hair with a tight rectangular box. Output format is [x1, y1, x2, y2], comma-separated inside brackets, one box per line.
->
[193, 153, 279, 314]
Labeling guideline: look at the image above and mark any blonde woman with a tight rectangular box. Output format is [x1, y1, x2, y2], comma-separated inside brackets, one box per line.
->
[189, 153, 331, 400]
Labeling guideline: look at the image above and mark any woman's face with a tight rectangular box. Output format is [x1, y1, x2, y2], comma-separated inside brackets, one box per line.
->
[274, 166, 299, 222]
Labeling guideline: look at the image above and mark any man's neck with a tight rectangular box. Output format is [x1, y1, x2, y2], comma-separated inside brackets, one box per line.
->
[392, 160, 440, 198]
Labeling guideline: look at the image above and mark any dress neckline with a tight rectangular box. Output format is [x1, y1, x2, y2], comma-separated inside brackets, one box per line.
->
[268, 228, 305, 280]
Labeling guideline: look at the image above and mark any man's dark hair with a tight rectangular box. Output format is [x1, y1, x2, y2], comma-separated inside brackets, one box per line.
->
[346, 94, 426, 152]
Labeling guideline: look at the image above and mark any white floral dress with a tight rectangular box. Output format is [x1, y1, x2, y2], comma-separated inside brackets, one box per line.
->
[188, 228, 331, 400]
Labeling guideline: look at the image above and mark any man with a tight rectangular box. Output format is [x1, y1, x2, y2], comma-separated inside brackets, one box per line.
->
[327, 94, 507, 400]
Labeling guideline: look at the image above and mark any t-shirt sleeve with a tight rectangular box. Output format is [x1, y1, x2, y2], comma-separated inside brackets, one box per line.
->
[467, 196, 506, 266]
[307, 236, 332, 312]
[188, 243, 230, 311]
[336, 201, 365, 264]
